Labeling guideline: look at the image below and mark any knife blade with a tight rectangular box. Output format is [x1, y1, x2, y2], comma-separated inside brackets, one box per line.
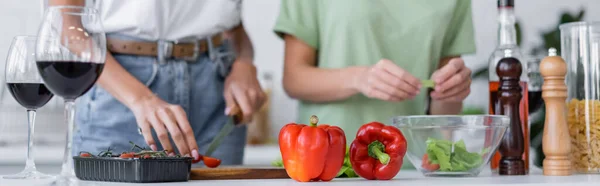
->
[204, 104, 242, 157]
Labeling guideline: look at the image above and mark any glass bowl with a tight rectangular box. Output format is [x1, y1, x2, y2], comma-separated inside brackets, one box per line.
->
[393, 115, 509, 177]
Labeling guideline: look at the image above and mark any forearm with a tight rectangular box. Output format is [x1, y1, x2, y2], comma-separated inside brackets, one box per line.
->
[223, 24, 254, 63]
[284, 64, 363, 103]
[429, 100, 463, 115]
[97, 53, 155, 108]
[282, 35, 362, 102]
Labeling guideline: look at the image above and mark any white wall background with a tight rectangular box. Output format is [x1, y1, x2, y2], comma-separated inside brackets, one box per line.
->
[0, 0, 599, 143]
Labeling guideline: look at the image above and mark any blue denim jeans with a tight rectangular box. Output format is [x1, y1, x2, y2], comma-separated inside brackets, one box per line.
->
[73, 34, 247, 166]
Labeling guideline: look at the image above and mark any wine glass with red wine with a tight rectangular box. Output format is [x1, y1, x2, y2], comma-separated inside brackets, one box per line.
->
[2, 36, 54, 179]
[35, 6, 105, 184]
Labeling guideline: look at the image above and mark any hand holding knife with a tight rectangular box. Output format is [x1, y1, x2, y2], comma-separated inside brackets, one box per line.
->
[204, 103, 244, 157]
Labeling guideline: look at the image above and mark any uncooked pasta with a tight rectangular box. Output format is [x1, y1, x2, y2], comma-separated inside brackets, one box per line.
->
[567, 99, 600, 173]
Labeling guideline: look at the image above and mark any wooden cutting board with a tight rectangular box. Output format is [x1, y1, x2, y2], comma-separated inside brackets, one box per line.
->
[190, 167, 290, 180]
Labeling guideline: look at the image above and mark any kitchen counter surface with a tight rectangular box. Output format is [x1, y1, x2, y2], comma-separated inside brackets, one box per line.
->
[1, 169, 599, 186]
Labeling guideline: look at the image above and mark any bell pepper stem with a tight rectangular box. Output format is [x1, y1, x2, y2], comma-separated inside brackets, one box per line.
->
[368, 140, 390, 165]
[309, 115, 319, 127]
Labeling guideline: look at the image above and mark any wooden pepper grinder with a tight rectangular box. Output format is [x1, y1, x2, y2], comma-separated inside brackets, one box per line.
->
[497, 57, 526, 175]
[540, 48, 572, 176]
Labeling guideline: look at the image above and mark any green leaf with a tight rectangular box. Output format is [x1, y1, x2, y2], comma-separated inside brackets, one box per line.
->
[454, 140, 466, 150]
[336, 166, 349, 177]
[461, 108, 485, 115]
[452, 144, 482, 170]
[425, 138, 483, 172]
[344, 168, 358, 178]
[560, 13, 576, 24]
[576, 9, 585, 20]
[422, 80, 435, 88]
[271, 159, 284, 167]
[426, 138, 453, 171]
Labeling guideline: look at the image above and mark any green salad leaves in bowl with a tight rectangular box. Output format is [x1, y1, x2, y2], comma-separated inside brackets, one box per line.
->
[393, 115, 509, 177]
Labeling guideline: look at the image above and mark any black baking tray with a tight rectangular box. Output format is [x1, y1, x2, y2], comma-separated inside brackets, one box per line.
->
[73, 156, 193, 183]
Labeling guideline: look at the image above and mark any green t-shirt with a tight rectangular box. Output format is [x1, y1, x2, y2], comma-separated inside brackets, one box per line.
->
[274, 0, 475, 141]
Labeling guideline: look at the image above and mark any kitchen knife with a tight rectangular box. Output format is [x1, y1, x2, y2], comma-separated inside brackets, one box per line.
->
[204, 104, 242, 157]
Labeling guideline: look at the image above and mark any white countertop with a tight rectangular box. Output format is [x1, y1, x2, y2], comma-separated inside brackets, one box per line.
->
[2, 145, 599, 186]
[1, 169, 599, 186]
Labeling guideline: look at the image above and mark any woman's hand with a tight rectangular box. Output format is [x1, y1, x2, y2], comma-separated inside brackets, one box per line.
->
[353, 59, 421, 102]
[429, 58, 472, 102]
[129, 94, 201, 161]
[224, 61, 266, 123]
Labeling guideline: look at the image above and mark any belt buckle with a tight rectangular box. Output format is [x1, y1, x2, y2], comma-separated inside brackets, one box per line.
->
[157, 40, 173, 64]
[182, 40, 200, 63]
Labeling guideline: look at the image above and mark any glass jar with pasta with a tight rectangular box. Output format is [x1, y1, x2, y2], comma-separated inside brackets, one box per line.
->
[561, 22, 600, 174]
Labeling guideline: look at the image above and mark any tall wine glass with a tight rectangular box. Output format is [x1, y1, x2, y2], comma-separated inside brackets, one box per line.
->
[2, 36, 54, 179]
[35, 6, 105, 183]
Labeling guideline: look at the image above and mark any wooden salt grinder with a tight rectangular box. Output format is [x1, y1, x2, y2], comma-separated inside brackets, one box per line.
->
[541, 48, 572, 176]
[497, 57, 526, 175]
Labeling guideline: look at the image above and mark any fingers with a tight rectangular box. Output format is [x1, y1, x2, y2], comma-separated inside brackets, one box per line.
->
[369, 79, 405, 101]
[360, 59, 421, 101]
[435, 88, 471, 102]
[431, 58, 464, 85]
[226, 83, 265, 124]
[229, 85, 253, 123]
[370, 74, 412, 101]
[429, 58, 472, 102]
[431, 66, 471, 101]
[157, 108, 191, 157]
[364, 85, 403, 102]
[148, 112, 174, 155]
[376, 59, 421, 89]
[374, 68, 419, 97]
[435, 66, 471, 92]
[223, 88, 236, 115]
[170, 105, 200, 160]
[247, 89, 266, 112]
[137, 119, 157, 151]
[431, 79, 471, 101]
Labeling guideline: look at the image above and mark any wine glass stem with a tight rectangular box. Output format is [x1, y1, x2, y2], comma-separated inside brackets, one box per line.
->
[59, 100, 76, 178]
[24, 109, 38, 172]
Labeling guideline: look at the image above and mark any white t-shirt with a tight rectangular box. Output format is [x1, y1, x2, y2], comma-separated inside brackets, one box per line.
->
[94, 0, 242, 41]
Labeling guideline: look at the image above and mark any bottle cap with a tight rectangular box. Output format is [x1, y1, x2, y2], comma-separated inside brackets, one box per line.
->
[498, 0, 514, 8]
[548, 48, 557, 56]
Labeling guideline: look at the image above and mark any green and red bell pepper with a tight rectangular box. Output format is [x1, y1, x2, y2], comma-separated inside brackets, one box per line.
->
[349, 122, 407, 180]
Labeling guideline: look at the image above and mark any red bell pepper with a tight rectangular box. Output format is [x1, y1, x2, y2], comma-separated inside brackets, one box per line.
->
[279, 115, 346, 182]
[349, 122, 407, 180]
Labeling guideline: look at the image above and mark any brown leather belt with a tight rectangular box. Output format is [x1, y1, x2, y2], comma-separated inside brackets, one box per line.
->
[107, 35, 223, 61]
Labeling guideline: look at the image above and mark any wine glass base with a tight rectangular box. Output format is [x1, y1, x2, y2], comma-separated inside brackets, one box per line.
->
[2, 170, 53, 179]
[50, 176, 82, 186]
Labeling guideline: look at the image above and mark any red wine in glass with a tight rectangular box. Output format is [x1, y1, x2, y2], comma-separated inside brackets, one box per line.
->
[7, 83, 54, 110]
[36, 6, 106, 185]
[3, 36, 55, 180]
[36, 61, 104, 100]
